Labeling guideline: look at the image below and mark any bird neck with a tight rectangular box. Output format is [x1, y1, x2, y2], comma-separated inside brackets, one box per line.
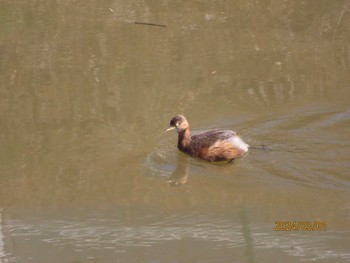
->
[178, 128, 191, 151]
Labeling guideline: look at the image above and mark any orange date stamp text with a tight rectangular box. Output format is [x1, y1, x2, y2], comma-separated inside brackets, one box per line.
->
[275, 221, 327, 231]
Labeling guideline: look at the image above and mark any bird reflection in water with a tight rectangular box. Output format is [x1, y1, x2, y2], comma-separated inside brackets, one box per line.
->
[166, 154, 189, 187]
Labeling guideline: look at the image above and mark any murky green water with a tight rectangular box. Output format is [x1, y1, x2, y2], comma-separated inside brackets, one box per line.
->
[0, 1, 349, 262]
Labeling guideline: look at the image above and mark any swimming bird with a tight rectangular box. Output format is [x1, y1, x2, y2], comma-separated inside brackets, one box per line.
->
[166, 115, 249, 162]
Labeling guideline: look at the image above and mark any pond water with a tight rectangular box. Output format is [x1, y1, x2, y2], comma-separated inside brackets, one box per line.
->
[0, 1, 349, 262]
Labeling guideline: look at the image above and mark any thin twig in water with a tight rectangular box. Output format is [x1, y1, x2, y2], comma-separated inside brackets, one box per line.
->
[134, 22, 167, 27]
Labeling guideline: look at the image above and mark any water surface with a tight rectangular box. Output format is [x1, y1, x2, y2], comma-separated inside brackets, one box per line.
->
[0, 1, 349, 262]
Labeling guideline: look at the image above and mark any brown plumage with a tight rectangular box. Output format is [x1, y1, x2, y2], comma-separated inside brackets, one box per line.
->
[166, 115, 249, 162]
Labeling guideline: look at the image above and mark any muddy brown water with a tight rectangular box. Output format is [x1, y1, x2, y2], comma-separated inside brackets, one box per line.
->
[0, 1, 349, 262]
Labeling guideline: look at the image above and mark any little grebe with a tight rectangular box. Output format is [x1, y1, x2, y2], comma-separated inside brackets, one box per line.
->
[166, 115, 249, 162]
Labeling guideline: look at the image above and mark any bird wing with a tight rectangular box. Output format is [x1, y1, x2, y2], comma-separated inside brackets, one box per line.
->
[190, 129, 236, 149]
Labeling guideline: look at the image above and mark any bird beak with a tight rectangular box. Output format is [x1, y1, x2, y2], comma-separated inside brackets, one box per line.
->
[166, 126, 175, 132]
